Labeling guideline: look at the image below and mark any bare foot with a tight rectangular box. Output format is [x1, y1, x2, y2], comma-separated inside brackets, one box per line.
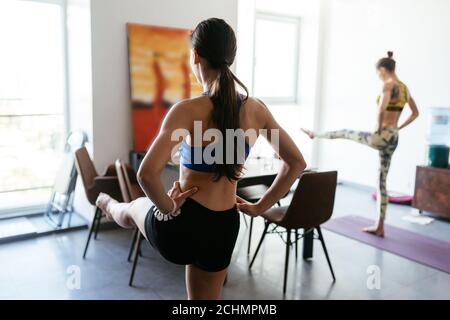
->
[96, 193, 134, 229]
[300, 128, 315, 139]
[362, 225, 385, 237]
[95, 193, 115, 221]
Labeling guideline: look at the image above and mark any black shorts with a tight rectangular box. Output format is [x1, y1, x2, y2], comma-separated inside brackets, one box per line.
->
[144, 197, 240, 272]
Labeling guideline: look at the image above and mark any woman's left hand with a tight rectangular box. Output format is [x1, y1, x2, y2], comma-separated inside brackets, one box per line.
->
[236, 196, 262, 217]
[167, 181, 198, 213]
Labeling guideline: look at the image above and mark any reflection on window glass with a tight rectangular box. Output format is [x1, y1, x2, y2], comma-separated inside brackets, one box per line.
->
[0, 0, 66, 211]
[253, 14, 300, 102]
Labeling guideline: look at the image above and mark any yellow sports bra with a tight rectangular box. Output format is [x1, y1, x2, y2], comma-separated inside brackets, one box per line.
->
[376, 81, 408, 112]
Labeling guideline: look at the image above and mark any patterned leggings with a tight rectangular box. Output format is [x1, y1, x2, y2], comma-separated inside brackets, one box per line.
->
[316, 128, 399, 221]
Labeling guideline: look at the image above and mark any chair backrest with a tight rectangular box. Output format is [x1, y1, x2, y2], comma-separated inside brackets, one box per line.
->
[74, 147, 98, 191]
[283, 171, 338, 229]
[115, 159, 131, 203]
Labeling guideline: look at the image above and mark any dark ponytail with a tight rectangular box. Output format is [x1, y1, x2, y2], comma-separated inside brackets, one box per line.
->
[376, 51, 396, 72]
[191, 18, 249, 181]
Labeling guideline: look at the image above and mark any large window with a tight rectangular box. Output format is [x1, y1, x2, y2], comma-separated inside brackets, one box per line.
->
[0, 0, 68, 214]
[252, 12, 300, 103]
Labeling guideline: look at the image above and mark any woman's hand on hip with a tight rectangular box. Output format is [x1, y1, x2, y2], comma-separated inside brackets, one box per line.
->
[167, 181, 198, 212]
[236, 195, 262, 217]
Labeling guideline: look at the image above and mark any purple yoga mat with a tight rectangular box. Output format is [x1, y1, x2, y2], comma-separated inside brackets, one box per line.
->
[323, 215, 450, 274]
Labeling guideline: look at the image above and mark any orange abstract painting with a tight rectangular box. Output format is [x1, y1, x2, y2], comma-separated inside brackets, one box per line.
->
[127, 23, 203, 152]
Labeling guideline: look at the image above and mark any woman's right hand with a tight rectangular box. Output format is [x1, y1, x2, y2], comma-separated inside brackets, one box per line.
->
[236, 196, 262, 217]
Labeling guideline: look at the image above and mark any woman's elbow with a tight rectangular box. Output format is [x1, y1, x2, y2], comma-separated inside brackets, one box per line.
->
[290, 157, 307, 175]
[298, 158, 307, 172]
[136, 170, 146, 187]
[137, 167, 153, 188]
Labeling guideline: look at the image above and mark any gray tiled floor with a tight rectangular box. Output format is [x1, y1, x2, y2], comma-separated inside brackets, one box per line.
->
[0, 184, 449, 300]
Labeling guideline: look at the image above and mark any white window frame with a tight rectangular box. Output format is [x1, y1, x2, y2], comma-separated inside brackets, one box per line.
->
[10, 0, 70, 135]
[0, 0, 71, 217]
[252, 12, 301, 104]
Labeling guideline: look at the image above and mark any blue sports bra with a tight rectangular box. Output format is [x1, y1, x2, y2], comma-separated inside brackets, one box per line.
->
[179, 92, 251, 172]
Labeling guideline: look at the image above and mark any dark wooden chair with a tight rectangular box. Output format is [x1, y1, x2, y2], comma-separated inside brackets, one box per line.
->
[249, 171, 338, 295]
[237, 185, 281, 255]
[115, 159, 146, 286]
[74, 147, 123, 258]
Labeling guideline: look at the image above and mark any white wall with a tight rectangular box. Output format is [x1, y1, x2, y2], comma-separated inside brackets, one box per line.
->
[317, 0, 450, 194]
[90, 0, 238, 171]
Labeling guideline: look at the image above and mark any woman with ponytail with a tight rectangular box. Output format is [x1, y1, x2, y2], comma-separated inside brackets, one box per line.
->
[96, 18, 305, 299]
[301, 51, 419, 237]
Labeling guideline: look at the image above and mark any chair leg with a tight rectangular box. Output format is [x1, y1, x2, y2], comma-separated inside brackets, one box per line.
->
[242, 213, 248, 228]
[249, 221, 270, 269]
[128, 228, 139, 262]
[94, 212, 101, 239]
[129, 232, 143, 286]
[303, 228, 314, 260]
[247, 217, 254, 255]
[316, 227, 336, 282]
[295, 229, 298, 261]
[83, 207, 101, 259]
[283, 229, 291, 295]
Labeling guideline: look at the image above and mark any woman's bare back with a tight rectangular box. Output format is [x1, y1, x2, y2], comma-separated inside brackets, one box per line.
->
[179, 95, 267, 211]
[381, 80, 408, 129]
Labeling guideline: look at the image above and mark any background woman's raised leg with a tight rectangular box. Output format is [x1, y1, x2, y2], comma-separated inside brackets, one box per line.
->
[302, 128, 377, 148]
[316, 129, 374, 147]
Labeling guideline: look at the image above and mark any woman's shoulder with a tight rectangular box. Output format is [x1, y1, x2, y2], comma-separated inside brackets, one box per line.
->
[170, 95, 269, 121]
[170, 96, 210, 115]
[242, 96, 269, 113]
[240, 96, 270, 127]
[383, 81, 396, 91]
[398, 80, 408, 90]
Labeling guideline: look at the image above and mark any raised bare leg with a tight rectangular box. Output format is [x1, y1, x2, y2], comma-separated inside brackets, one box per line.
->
[185, 265, 228, 300]
[96, 193, 152, 238]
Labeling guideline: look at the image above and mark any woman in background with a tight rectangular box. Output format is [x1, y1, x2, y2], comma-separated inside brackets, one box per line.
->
[302, 52, 419, 237]
[96, 18, 305, 299]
